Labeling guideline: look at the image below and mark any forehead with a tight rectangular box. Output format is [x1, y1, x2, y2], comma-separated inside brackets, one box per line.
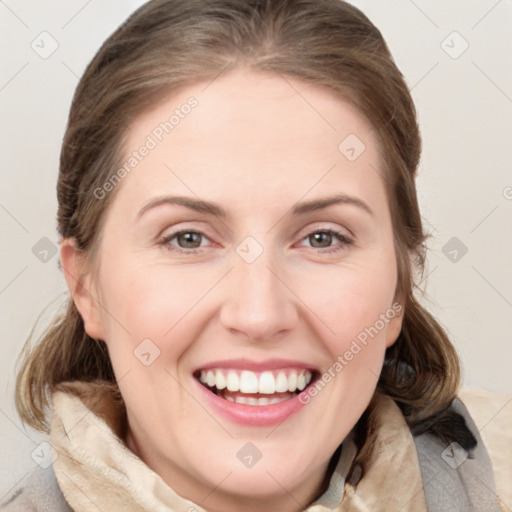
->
[114, 68, 387, 218]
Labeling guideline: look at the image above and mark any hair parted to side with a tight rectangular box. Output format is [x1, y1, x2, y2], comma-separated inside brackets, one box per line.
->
[16, 0, 462, 441]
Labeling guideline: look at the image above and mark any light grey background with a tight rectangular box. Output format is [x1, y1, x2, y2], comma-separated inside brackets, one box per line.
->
[1, 0, 511, 500]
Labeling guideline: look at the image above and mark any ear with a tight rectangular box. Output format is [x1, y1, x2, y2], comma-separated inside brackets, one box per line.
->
[385, 295, 405, 348]
[60, 238, 105, 340]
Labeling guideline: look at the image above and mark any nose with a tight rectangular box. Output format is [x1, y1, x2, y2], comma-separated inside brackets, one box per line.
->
[219, 251, 299, 342]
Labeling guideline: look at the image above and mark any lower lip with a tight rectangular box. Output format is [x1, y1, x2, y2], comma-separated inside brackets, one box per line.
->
[194, 378, 308, 427]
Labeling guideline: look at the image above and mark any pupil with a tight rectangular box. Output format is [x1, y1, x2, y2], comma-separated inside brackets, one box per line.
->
[179, 232, 200, 248]
[311, 232, 331, 248]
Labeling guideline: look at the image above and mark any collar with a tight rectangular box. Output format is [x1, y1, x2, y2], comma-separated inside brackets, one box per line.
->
[50, 380, 427, 512]
[309, 430, 358, 508]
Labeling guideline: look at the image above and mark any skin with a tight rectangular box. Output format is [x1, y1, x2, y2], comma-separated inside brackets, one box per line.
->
[61, 68, 404, 512]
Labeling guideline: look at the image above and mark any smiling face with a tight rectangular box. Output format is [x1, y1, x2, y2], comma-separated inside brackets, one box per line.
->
[63, 69, 403, 511]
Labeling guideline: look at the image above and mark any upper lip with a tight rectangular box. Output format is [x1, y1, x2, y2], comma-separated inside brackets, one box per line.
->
[194, 358, 318, 373]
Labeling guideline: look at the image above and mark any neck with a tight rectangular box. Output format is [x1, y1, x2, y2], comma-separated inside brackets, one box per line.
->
[125, 429, 332, 512]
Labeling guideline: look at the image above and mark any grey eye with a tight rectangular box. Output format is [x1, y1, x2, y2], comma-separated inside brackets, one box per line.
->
[176, 232, 203, 248]
[309, 232, 334, 248]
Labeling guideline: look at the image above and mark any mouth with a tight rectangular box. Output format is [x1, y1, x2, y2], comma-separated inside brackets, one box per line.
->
[193, 367, 317, 406]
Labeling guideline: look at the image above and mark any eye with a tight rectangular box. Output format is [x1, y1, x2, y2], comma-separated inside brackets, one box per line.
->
[160, 230, 210, 253]
[159, 228, 353, 254]
[298, 228, 353, 253]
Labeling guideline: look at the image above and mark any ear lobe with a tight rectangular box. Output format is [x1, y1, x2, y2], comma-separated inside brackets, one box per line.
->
[385, 297, 405, 348]
[60, 238, 105, 340]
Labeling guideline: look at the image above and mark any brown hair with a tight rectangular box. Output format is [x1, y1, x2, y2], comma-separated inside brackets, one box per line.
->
[16, 0, 461, 441]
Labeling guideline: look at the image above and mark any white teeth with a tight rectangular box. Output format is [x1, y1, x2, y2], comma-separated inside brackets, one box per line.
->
[215, 370, 226, 390]
[275, 372, 288, 392]
[288, 372, 297, 392]
[198, 368, 313, 396]
[269, 396, 288, 404]
[206, 370, 216, 387]
[226, 372, 240, 392]
[258, 371, 276, 394]
[230, 394, 292, 406]
[239, 371, 259, 393]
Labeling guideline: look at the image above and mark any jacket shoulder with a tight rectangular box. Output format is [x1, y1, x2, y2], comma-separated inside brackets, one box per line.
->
[0, 464, 72, 512]
[413, 397, 501, 512]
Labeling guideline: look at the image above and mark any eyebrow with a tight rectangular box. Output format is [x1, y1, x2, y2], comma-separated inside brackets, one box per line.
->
[292, 193, 374, 217]
[137, 193, 374, 220]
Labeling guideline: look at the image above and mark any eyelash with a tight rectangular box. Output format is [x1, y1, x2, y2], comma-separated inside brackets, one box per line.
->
[159, 228, 354, 255]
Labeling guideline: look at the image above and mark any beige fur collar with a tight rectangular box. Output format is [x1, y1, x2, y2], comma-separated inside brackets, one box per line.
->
[50, 380, 427, 512]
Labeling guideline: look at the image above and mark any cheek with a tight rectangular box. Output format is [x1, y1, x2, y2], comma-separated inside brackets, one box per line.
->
[298, 263, 398, 428]
[297, 258, 398, 355]
[96, 258, 220, 360]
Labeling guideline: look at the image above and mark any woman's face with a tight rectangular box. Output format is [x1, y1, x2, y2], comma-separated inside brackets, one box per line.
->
[68, 69, 403, 510]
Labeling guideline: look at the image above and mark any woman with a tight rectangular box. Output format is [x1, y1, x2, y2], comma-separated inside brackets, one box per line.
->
[3, 0, 500, 511]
